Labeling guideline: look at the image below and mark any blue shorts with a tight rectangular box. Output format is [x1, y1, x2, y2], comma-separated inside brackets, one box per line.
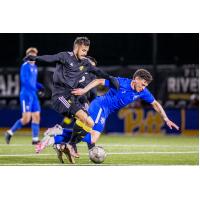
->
[20, 92, 41, 113]
[88, 99, 106, 133]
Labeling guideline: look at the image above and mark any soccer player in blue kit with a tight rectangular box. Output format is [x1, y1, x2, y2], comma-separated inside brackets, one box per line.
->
[5, 47, 44, 145]
[36, 69, 179, 164]
[68, 69, 179, 160]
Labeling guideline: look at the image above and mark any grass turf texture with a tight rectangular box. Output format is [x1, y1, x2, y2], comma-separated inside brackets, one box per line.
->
[0, 132, 198, 165]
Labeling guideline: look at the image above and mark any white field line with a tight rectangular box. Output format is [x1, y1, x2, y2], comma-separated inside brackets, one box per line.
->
[0, 163, 195, 166]
[0, 151, 198, 157]
[0, 143, 198, 148]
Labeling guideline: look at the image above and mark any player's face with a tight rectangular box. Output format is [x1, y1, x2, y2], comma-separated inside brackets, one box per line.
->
[77, 45, 89, 60]
[133, 77, 148, 92]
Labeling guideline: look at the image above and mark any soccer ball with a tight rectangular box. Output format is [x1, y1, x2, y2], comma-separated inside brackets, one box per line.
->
[89, 146, 107, 164]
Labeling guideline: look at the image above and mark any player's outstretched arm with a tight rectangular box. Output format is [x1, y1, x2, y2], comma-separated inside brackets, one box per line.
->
[151, 100, 179, 130]
[24, 53, 64, 63]
[72, 79, 105, 96]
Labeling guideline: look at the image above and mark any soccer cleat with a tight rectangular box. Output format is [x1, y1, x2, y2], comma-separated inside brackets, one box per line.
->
[72, 143, 80, 158]
[66, 143, 80, 158]
[4, 131, 12, 144]
[53, 144, 64, 164]
[62, 144, 75, 164]
[32, 140, 40, 145]
[44, 124, 63, 137]
[35, 136, 51, 153]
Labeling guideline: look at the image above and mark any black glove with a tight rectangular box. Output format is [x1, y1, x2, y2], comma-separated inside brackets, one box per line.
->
[23, 55, 37, 62]
[108, 76, 120, 90]
[90, 68, 119, 90]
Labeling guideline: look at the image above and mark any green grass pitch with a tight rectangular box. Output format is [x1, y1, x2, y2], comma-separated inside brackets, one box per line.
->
[0, 132, 198, 165]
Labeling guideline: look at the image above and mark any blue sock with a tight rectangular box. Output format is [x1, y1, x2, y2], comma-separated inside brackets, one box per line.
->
[82, 133, 92, 144]
[31, 123, 40, 141]
[54, 135, 65, 144]
[54, 128, 72, 144]
[10, 119, 23, 134]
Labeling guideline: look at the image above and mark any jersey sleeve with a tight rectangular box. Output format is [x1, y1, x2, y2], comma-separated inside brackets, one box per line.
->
[140, 88, 155, 104]
[104, 77, 119, 89]
[36, 52, 66, 63]
[105, 77, 125, 89]
[88, 66, 110, 79]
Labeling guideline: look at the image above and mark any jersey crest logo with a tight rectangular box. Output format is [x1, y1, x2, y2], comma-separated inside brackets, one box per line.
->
[100, 117, 105, 125]
[79, 66, 84, 71]
[68, 99, 72, 104]
[70, 63, 73, 66]
[133, 95, 139, 100]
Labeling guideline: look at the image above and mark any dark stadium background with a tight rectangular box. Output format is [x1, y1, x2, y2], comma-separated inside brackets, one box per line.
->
[0, 33, 199, 135]
[0, 33, 198, 66]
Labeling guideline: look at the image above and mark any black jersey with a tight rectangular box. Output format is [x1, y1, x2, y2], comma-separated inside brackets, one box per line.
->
[78, 70, 97, 102]
[35, 51, 110, 97]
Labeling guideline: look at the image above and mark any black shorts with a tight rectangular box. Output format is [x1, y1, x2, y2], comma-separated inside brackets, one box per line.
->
[51, 94, 83, 118]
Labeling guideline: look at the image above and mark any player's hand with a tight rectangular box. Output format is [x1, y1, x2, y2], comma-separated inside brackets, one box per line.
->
[109, 76, 119, 90]
[23, 55, 37, 62]
[38, 90, 45, 97]
[71, 88, 86, 96]
[165, 119, 179, 130]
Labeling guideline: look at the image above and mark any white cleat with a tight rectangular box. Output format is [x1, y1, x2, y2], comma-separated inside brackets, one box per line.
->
[44, 124, 63, 137]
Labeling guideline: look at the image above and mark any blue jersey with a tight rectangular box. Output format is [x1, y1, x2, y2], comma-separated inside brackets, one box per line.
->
[88, 77, 155, 133]
[20, 62, 42, 94]
[94, 77, 155, 117]
[19, 62, 41, 113]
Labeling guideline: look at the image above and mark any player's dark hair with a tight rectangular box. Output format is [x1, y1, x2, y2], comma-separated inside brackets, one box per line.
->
[133, 69, 153, 84]
[74, 37, 90, 46]
[87, 56, 97, 66]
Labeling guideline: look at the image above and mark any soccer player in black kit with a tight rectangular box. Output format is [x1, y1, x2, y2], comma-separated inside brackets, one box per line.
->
[35, 56, 98, 163]
[26, 37, 118, 163]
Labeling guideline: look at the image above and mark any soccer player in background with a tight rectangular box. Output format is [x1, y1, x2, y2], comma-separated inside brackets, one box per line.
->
[5, 47, 44, 145]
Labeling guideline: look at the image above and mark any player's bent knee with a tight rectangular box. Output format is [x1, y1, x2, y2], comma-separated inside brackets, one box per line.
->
[75, 110, 88, 123]
[86, 117, 94, 128]
[32, 112, 40, 123]
[32, 116, 40, 123]
[21, 116, 31, 125]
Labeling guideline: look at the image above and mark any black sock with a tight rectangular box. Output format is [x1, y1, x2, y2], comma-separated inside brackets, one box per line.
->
[87, 143, 95, 150]
[69, 123, 88, 145]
